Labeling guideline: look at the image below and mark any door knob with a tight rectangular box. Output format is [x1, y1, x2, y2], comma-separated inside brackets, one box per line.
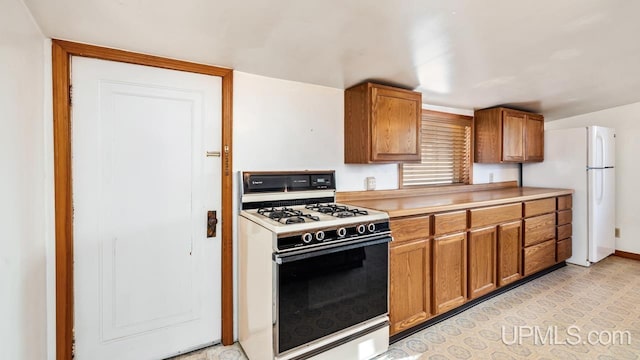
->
[207, 210, 218, 237]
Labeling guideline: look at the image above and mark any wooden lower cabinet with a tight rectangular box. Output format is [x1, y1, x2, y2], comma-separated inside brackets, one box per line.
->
[524, 198, 555, 217]
[469, 203, 521, 228]
[390, 215, 430, 244]
[497, 221, 522, 286]
[433, 232, 467, 314]
[557, 223, 572, 240]
[557, 195, 572, 210]
[387, 194, 572, 336]
[556, 195, 573, 263]
[433, 210, 467, 236]
[524, 239, 556, 276]
[468, 227, 497, 299]
[557, 209, 572, 225]
[524, 213, 556, 246]
[389, 239, 431, 335]
[557, 238, 572, 262]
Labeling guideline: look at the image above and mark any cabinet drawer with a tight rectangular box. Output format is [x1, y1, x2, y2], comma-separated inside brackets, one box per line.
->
[524, 239, 556, 276]
[557, 209, 572, 225]
[469, 203, 522, 228]
[390, 216, 430, 244]
[557, 195, 573, 210]
[524, 213, 556, 246]
[557, 224, 572, 240]
[524, 198, 556, 217]
[557, 238, 572, 262]
[433, 211, 467, 236]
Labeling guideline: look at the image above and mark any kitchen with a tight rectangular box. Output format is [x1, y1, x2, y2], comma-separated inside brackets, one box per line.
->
[3, 1, 640, 360]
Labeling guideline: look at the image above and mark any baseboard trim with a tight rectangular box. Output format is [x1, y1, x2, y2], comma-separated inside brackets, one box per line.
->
[614, 250, 640, 261]
[389, 262, 566, 344]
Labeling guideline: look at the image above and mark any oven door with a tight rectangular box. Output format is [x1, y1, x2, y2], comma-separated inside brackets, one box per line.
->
[273, 236, 390, 355]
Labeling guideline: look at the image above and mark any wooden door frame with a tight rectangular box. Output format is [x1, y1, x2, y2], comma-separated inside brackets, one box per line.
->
[52, 39, 234, 360]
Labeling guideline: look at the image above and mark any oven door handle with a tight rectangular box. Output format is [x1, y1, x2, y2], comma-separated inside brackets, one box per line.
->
[273, 236, 390, 264]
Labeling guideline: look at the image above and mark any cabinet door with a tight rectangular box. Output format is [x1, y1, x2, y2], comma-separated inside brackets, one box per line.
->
[468, 227, 497, 299]
[497, 221, 522, 286]
[525, 114, 544, 162]
[502, 111, 525, 162]
[370, 86, 421, 162]
[389, 239, 431, 335]
[433, 232, 467, 314]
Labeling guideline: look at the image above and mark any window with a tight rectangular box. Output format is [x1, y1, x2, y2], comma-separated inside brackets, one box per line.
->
[400, 110, 473, 187]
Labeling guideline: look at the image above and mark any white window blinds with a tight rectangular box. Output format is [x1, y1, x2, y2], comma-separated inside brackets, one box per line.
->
[401, 111, 472, 187]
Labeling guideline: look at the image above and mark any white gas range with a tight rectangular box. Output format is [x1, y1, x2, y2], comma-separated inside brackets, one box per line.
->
[238, 171, 390, 360]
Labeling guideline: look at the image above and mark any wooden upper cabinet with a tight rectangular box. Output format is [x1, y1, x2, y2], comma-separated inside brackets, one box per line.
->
[502, 111, 526, 161]
[474, 107, 544, 163]
[344, 82, 422, 163]
[525, 114, 544, 161]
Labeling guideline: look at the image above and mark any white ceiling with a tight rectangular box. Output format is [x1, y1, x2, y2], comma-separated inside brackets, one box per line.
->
[23, 0, 640, 120]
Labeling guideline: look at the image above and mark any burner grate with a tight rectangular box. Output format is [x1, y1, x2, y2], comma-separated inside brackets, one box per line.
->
[305, 203, 369, 218]
[257, 207, 320, 224]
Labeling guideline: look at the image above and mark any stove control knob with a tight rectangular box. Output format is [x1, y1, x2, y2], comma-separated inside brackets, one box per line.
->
[368, 223, 376, 233]
[302, 233, 313, 244]
[315, 231, 325, 241]
[336, 227, 347, 237]
[356, 224, 366, 234]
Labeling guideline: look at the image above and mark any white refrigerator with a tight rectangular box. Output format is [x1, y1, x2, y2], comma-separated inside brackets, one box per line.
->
[523, 126, 616, 266]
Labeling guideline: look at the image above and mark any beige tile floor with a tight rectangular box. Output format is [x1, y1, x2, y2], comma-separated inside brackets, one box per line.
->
[171, 256, 640, 360]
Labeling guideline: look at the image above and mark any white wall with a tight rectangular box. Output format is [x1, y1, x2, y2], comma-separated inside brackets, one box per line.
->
[473, 163, 520, 184]
[0, 0, 48, 359]
[233, 72, 399, 191]
[545, 102, 640, 254]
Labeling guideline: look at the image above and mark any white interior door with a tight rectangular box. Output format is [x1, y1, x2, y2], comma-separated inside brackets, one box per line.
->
[72, 57, 222, 360]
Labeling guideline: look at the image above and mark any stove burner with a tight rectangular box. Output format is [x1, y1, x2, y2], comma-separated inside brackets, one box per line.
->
[257, 207, 320, 224]
[334, 211, 355, 218]
[284, 217, 306, 224]
[305, 203, 369, 217]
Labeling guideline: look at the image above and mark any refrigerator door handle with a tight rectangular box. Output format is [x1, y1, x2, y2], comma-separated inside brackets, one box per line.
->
[596, 133, 604, 168]
[597, 169, 604, 204]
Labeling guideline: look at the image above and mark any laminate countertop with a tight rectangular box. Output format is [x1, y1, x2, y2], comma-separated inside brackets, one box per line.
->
[342, 186, 574, 218]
